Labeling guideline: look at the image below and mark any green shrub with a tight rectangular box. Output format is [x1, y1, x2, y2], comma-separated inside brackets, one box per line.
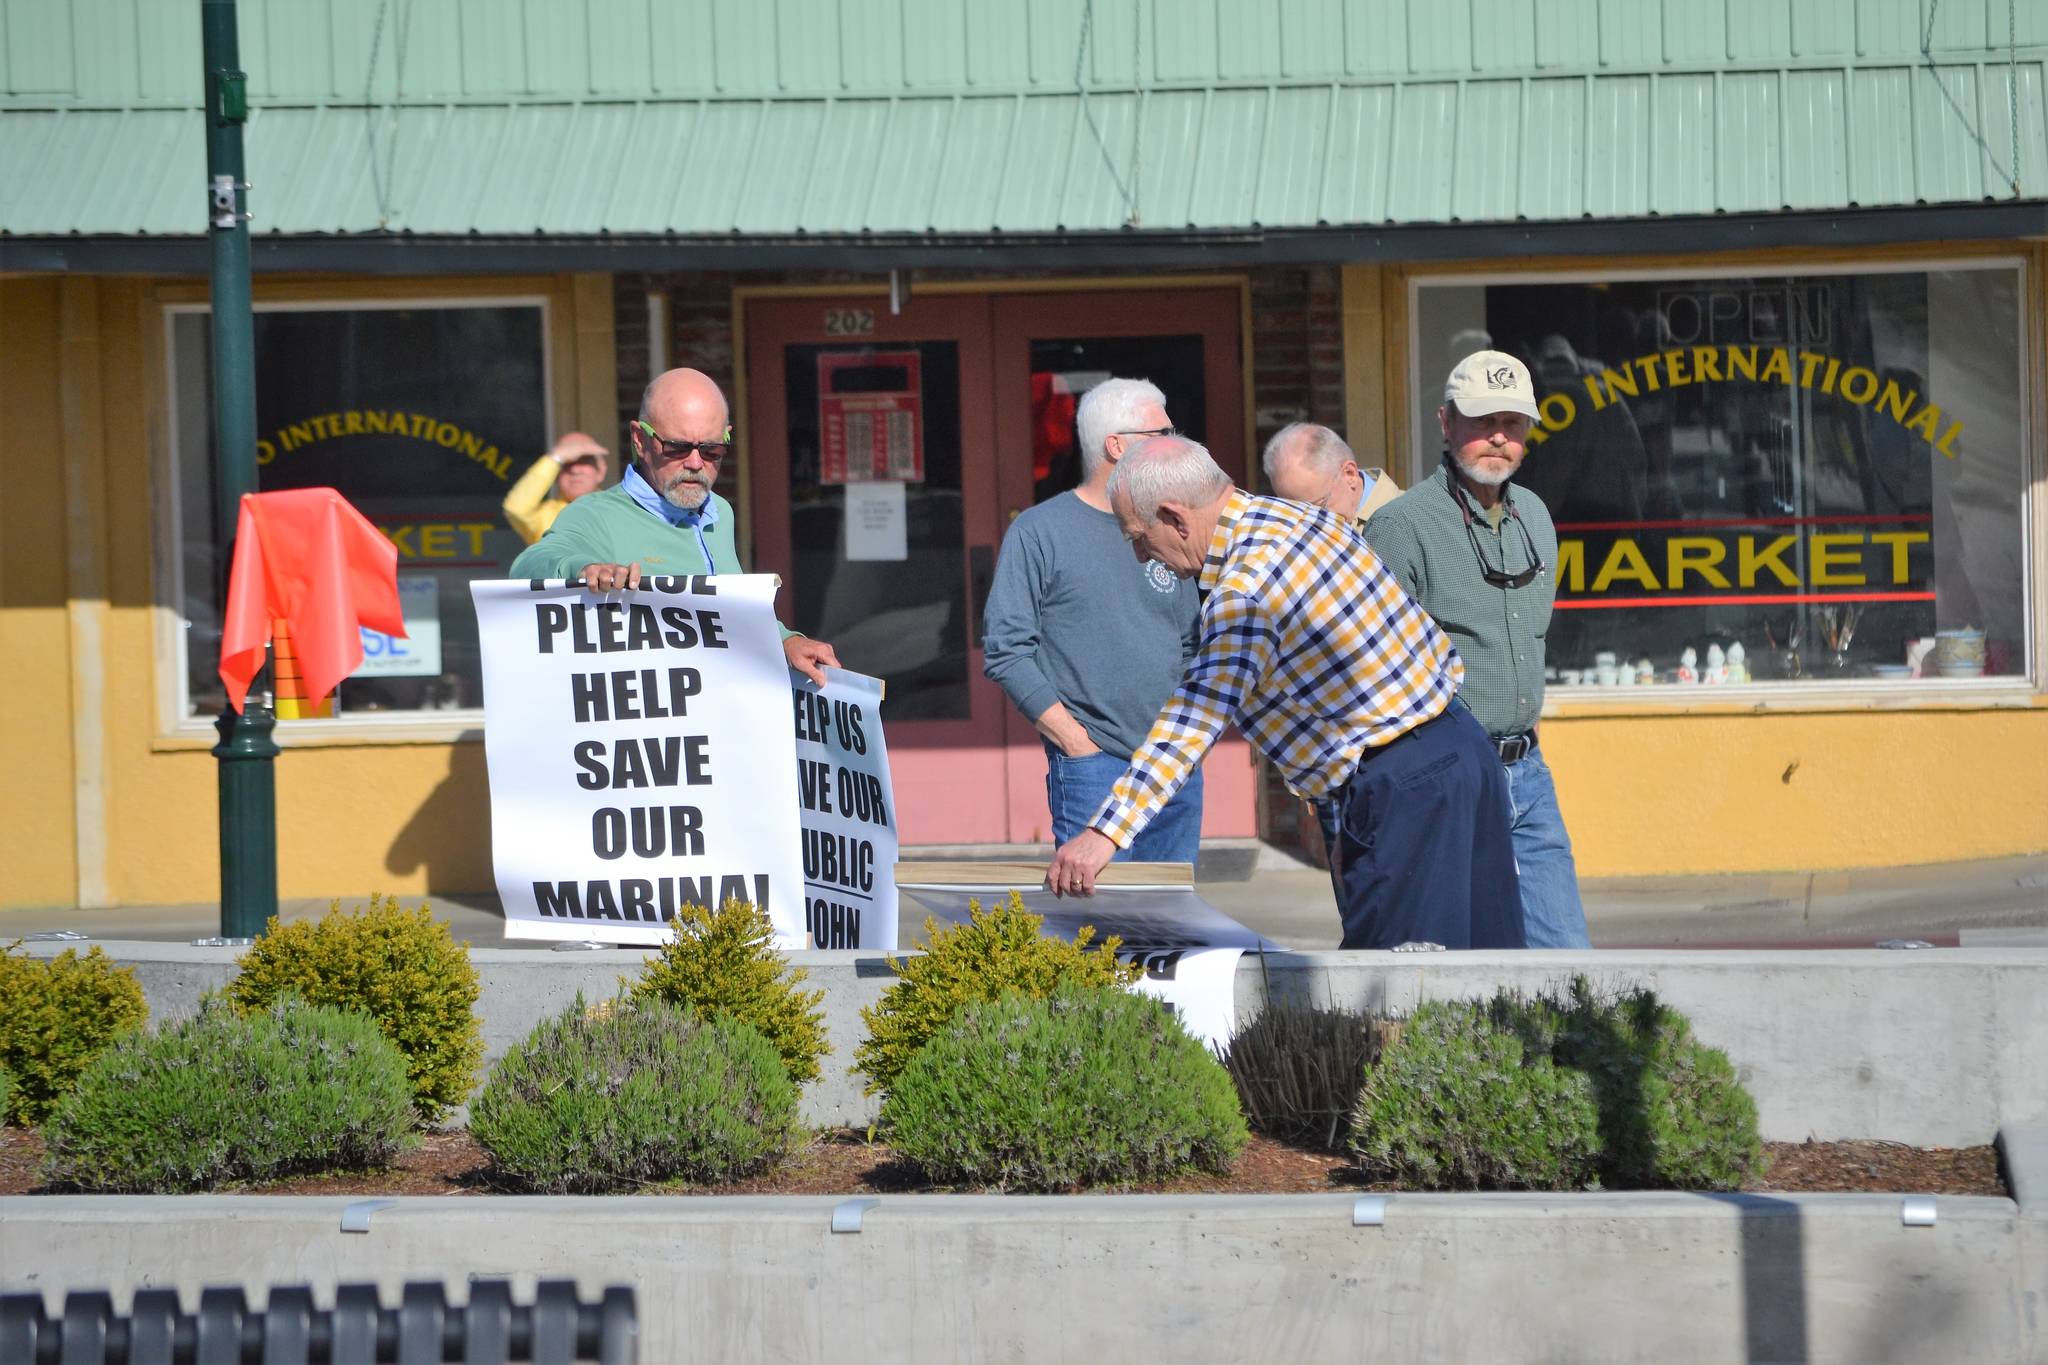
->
[884, 988, 1249, 1190]
[0, 943, 148, 1125]
[628, 897, 828, 1085]
[855, 892, 1143, 1096]
[471, 998, 797, 1193]
[1220, 1003, 1394, 1149]
[1491, 980, 1763, 1190]
[0, 1067, 11, 1126]
[42, 997, 414, 1192]
[1350, 1001, 1602, 1190]
[226, 894, 482, 1123]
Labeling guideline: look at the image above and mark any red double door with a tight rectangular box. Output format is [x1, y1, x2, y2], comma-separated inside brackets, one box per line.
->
[744, 286, 1257, 848]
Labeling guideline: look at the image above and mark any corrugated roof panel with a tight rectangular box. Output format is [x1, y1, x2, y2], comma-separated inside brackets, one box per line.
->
[900, 0, 968, 89]
[587, 0, 656, 97]
[709, 0, 777, 96]
[1790, 0, 1851, 57]
[1386, 82, 1458, 221]
[1151, 1, 1217, 82]
[258, 2, 333, 102]
[728, 100, 827, 232]
[389, 105, 509, 234]
[673, 101, 768, 230]
[62, 111, 155, 234]
[1519, 77, 1586, 220]
[536, 103, 643, 233]
[1727, 0, 1791, 61]
[1922, 0, 1987, 52]
[839, 0, 906, 91]
[775, 1, 843, 93]
[795, 99, 896, 232]
[1132, 88, 1208, 227]
[1060, 91, 1142, 230]
[1716, 71, 1781, 212]
[1583, 74, 1650, 216]
[1847, 67, 1914, 205]
[1277, 0, 1343, 79]
[335, 0, 395, 104]
[458, 0, 527, 97]
[523, 1, 592, 96]
[71, 0, 136, 103]
[966, 3, 1030, 89]
[1662, 0, 1727, 64]
[1452, 81, 1524, 222]
[1781, 68, 1848, 210]
[1405, 0, 1469, 77]
[133, 1, 200, 102]
[1972, 58, 2044, 199]
[133, 112, 205, 233]
[861, 97, 952, 230]
[1321, 84, 1394, 223]
[1471, 0, 1539, 74]
[396, 0, 468, 100]
[1344, 0, 1407, 79]
[1083, 0, 1139, 87]
[927, 95, 1015, 230]
[0, 112, 66, 232]
[1189, 88, 1269, 227]
[1534, 0, 1600, 71]
[1597, 0, 1659, 68]
[990, 92, 1078, 229]
[1912, 64, 1988, 203]
[251, 106, 379, 232]
[1218, 0, 1284, 80]
[1255, 85, 1332, 226]
[1853, 0, 1919, 58]
[1652, 73, 1716, 215]
[598, 102, 704, 228]
[6, 0, 72, 93]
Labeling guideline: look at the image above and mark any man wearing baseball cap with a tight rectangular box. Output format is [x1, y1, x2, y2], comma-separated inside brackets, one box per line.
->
[501, 431, 609, 545]
[1363, 350, 1590, 948]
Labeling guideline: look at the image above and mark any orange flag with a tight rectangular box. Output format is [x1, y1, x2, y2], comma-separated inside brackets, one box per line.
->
[218, 488, 406, 712]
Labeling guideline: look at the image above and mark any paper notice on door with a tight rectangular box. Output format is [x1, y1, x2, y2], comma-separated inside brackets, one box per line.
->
[845, 481, 908, 562]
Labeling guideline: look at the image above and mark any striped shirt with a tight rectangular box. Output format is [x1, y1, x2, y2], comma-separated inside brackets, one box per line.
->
[1362, 463, 1558, 737]
[1090, 489, 1464, 849]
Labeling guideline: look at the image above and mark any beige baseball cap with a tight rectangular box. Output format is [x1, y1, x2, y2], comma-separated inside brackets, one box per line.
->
[1444, 350, 1539, 420]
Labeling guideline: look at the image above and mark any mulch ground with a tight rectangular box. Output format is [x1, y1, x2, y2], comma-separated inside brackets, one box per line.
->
[0, 1127, 2008, 1198]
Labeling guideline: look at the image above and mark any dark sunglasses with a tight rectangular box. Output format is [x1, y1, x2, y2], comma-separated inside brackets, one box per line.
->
[1448, 476, 1545, 589]
[1116, 425, 1181, 440]
[634, 420, 731, 462]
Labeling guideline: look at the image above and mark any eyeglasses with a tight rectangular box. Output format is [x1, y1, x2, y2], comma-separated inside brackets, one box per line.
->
[634, 420, 731, 463]
[1115, 426, 1180, 440]
[1448, 477, 1545, 589]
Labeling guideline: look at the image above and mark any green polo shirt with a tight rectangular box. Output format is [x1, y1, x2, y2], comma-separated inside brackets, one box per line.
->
[1363, 463, 1558, 738]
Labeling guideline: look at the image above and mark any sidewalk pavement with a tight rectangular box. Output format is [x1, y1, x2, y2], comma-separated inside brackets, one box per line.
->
[6, 848, 2044, 951]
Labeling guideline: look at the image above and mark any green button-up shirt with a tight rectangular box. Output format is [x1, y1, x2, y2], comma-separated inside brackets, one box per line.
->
[1363, 462, 1558, 738]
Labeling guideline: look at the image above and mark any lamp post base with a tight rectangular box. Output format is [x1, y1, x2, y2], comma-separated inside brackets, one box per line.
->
[213, 701, 279, 939]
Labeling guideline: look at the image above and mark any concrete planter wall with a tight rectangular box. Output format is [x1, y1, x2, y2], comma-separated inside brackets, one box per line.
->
[3, 1176, 2044, 1364]
[35, 942, 2048, 1143]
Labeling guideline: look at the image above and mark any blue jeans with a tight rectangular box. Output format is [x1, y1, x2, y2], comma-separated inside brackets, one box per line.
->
[1504, 743, 1590, 948]
[1044, 743, 1205, 865]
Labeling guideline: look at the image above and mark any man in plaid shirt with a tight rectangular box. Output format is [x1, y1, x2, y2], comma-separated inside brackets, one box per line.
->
[1045, 435, 1524, 950]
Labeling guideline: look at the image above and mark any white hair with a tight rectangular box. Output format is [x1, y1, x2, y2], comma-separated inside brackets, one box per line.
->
[1073, 377, 1167, 477]
[1106, 436, 1232, 524]
[1260, 422, 1352, 484]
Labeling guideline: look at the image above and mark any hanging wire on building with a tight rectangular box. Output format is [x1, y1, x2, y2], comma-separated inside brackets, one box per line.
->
[362, 0, 411, 229]
[1074, 0, 1143, 226]
[1920, 0, 2023, 198]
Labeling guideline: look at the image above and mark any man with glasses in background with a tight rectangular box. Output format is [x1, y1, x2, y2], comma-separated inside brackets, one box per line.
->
[510, 367, 840, 685]
[983, 377, 1207, 865]
[1261, 422, 1401, 527]
[1363, 350, 1590, 948]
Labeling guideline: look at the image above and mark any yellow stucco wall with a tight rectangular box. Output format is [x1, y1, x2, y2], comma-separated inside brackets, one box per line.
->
[0, 272, 614, 912]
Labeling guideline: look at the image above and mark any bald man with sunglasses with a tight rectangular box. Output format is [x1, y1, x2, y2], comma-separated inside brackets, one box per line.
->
[1362, 351, 1589, 948]
[509, 367, 840, 685]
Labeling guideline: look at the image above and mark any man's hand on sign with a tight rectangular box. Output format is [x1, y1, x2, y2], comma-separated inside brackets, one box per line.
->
[1045, 828, 1116, 898]
[784, 635, 841, 687]
[579, 561, 641, 592]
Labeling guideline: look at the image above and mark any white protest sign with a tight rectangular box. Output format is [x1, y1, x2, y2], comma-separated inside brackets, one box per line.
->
[471, 574, 805, 946]
[895, 885, 1272, 1052]
[793, 667, 899, 949]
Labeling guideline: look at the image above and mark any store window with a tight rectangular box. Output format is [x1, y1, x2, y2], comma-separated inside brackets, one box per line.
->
[170, 299, 550, 722]
[1413, 263, 2029, 689]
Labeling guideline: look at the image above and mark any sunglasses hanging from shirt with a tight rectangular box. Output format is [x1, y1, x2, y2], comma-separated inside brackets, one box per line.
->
[1447, 471, 1545, 590]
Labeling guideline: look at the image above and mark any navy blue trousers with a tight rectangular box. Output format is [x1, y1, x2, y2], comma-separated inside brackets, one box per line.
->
[1315, 702, 1525, 950]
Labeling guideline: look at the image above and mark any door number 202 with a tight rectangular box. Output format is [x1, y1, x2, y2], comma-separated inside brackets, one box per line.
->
[824, 307, 876, 336]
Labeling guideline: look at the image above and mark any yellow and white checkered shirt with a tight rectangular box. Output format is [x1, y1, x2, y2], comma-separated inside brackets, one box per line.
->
[1091, 489, 1464, 848]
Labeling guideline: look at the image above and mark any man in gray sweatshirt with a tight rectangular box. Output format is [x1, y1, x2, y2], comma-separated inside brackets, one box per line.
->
[982, 377, 1204, 862]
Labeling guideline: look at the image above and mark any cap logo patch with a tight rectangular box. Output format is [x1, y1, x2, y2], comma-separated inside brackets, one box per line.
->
[1485, 366, 1515, 389]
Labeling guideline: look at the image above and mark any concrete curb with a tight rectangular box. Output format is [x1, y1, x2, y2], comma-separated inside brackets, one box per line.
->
[26, 942, 2048, 1143]
[1, 1182, 2036, 1364]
